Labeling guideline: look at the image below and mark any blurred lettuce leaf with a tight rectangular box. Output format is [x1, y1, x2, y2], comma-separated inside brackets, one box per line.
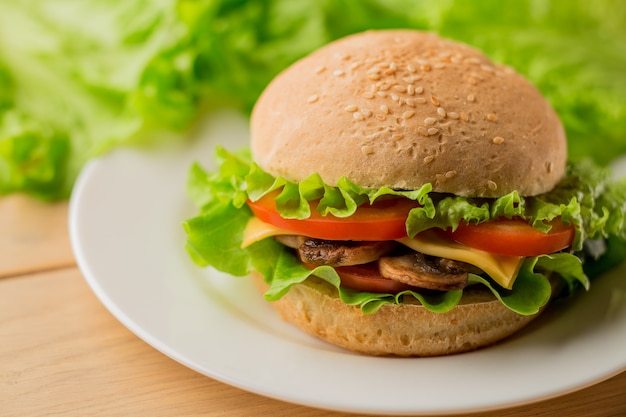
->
[434, 0, 626, 166]
[1, 0, 625, 199]
[0, 0, 181, 199]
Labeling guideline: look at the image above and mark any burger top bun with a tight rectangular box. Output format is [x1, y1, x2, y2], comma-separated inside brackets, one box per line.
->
[251, 30, 567, 198]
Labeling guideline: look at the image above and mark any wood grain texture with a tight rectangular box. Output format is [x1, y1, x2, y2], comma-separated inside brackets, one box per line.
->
[0, 196, 624, 417]
[0, 269, 355, 417]
[0, 195, 74, 278]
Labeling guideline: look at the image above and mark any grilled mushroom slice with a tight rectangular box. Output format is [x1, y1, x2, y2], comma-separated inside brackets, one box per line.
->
[274, 236, 400, 267]
[378, 253, 469, 291]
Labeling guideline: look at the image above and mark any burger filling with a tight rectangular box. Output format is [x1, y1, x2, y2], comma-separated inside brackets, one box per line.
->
[275, 235, 470, 291]
[183, 147, 626, 316]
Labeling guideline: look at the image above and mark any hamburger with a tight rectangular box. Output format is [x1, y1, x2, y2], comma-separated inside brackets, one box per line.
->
[184, 30, 626, 356]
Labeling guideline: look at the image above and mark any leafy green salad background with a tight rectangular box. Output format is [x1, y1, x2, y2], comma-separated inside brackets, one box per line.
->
[1, 0, 625, 200]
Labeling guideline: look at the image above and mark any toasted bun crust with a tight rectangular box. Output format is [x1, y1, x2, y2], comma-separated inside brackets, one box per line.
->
[253, 273, 543, 356]
[251, 30, 567, 197]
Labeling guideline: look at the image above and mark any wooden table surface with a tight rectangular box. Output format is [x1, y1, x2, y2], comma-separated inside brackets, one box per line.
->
[1, 194, 625, 417]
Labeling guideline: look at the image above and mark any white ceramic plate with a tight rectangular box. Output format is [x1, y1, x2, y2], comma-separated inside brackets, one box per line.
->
[69, 109, 626, 416]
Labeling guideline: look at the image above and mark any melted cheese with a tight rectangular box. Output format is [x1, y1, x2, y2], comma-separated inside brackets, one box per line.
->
[242, 218, 524, 289]
[396, 231, 523, 290]
[241, 217, 295, 248]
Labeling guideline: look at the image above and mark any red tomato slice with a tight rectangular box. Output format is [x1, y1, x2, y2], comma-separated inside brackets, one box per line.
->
[335, 264, 417, 293]
[305, 263, 415, 293]
[246, 193, 420, 241]
[448, 217, 575, 257]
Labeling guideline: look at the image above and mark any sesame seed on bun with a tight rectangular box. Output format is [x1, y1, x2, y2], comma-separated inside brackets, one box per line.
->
[251, 29, 567, 197]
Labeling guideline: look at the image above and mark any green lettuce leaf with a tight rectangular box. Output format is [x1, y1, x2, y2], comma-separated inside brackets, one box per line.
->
[183, 147, 626, 314]
[534, 252, 589, 292]
[0, 111, 70, 199]
[183, 200, 252, 275]
[582, 235, 626, 280]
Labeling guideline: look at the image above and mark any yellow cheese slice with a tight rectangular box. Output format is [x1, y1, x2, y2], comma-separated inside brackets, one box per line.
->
[241, 216, 295, 248]
[242, 217, 524, 289]
[396, 231, 523, 290]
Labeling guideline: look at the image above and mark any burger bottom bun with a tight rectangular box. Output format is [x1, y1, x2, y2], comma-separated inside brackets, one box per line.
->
[253, 272, 544, 356]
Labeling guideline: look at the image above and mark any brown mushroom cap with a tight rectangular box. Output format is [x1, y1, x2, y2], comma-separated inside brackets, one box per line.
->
[251, 29, 567, 197]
